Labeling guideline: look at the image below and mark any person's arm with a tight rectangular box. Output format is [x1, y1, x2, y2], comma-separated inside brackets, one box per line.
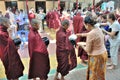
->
[76, 33, 88, 37]
[68, 53, 71, 64]
[102, 29, 116, 37]
[79, 33, 93, 54]
[100, 23, 108, 26]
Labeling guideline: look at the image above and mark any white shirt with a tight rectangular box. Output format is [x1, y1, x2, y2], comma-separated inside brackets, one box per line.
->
[109, 21, 120, 46]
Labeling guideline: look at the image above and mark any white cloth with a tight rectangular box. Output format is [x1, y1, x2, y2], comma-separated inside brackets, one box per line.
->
[106, 1, 115, 12]
[108, 21, 120, 65]
[110, 44, 119, 65]
[109, 21, 120, 46]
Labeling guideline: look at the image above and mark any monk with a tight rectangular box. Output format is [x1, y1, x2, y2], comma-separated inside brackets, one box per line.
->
[54, 19, 77, 80]
[49, 11, 55, 29]
[73, 12, 84, 42]
[0, 17, 24, 80]
[73, 12, 88, 64]
[53, 10, 61, 30]
[46, 11, 50, 28]
[28, 19, 50, 80]
[73, 12, 84, 34]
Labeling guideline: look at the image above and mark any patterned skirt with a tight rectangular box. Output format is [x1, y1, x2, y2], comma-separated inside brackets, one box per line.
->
[87, 52, 108, 80]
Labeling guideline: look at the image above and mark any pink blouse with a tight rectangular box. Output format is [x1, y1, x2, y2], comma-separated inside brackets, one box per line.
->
[86, 28, 106, 55]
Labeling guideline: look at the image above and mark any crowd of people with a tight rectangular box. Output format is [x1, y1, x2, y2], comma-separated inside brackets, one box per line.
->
[0, 1, 120, 80]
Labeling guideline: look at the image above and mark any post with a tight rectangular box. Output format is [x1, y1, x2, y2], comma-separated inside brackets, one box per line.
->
[68, 0, 71, 10]
[76, 0, 78, 10]
[58, 0, 60, 10]
[53, 0, 55, 9]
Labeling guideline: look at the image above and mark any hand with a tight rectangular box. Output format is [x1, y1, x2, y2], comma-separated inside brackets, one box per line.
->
[80, 44, 86, 48]
[69, 58, 72, 65]
[76, 33, 81, 37]
[77, 42, 86, 47]
[68, 55, 72, 65]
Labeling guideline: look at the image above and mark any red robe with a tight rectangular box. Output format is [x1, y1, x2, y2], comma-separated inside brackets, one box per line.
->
[0, 26, 24, 79]
[46, 12, 50, 28]
[73, 13, 83, 34]
[49, 11, 55, 28]
[28, 28, 50, 79]
[73, 13, 84, 42]
[53, 11, 61, 29]
[56, 27, 77, 76]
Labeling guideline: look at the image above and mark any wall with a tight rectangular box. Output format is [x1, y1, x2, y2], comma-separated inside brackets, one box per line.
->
[0, 1, 6, 15]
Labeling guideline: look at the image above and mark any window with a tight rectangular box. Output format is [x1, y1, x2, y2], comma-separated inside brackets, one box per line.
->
[5, 1, 17, 13]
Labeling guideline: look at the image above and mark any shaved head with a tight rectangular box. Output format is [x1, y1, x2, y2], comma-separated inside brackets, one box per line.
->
[0, 17, 10, 28]
[31, 19, 40, 30]
[31, 19, 39, 27]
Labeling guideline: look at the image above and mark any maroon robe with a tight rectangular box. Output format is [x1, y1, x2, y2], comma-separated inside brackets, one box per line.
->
[53, 11, 61, 29]
[46, 12, 50, 28]
[104, 11, 110, 14]
[0, 26, 24, 79]
[73, 12, 84, 42]
[28, 27, 50, 79]
[66, 31, 77, 70]
[56, 27, 77, 76]
[78, 26, 88, 61]
[73, 12, 83, 34]
[49, 11, 55, 28]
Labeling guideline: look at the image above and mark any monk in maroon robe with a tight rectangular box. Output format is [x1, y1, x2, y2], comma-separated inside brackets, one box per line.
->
[73, 12, 84, 42]
[53, 10, 61, 29]
[73, 12, 83, 34]
[49, 11, 55, 29]
[0, 17, 24, 80]
[28, 19, 50, 80]
[46, 11, 50, 28]
[54, 19, 77, 80]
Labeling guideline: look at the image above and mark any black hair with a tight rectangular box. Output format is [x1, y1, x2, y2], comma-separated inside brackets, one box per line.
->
[20, 9, 23, 12]
[84, 16, 97, 26]
[108, 13, 116, 21]
[101, 14, 107, 19]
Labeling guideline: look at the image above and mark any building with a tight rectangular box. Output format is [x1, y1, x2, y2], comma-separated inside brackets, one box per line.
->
[0, 0, 101, 14]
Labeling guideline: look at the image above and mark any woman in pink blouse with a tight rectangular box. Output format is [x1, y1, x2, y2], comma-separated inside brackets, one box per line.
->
[76, 16, 107, 80]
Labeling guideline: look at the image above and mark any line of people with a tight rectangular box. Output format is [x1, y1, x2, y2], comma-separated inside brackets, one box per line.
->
[0, 7, 120, 80]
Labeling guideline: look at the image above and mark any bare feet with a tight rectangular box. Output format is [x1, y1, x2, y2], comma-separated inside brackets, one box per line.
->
[54, 72, 60, 80]
[106, 62, 112, 66]
[61, 78, 65, 80]
[61, 76, 65, 80]
[81, 60, 88, 66]
[54, 77, 60, 80]
[107, 65, 115, 70]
